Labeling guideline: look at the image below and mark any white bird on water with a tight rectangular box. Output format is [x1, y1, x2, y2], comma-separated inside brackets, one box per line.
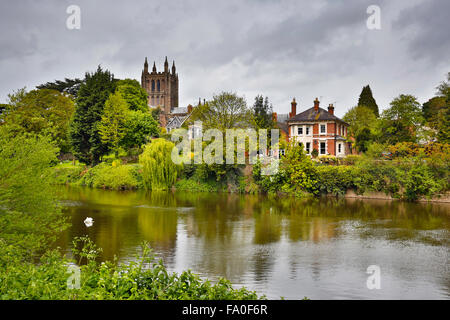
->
[84, 217, 94, 227]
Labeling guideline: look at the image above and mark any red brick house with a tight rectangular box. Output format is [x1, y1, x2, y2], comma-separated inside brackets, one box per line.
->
[286, 98, 351, 157]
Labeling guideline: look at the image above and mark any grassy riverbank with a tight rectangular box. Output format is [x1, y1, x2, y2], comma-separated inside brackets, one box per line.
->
[53, 150, 449, 202]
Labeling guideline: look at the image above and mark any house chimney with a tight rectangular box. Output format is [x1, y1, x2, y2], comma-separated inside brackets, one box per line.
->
[187, 104, 193, 113]
[289, 98, 297, 118]
[272, 112, 277, 122]
[328, 103, 334, 115]
[314, 97, 319, 112]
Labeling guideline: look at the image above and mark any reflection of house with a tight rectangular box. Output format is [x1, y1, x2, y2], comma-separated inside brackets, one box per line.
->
[286, 98, 351, 157]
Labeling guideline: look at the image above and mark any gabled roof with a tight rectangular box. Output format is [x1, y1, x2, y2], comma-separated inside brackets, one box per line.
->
[287, 107, 348, 125]
[166, 115, 188, 129]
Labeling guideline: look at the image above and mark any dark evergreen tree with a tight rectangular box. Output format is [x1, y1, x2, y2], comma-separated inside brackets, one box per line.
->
[37, 78, 84, 98]
[69, 66, 116, 165]
[355, 127, 373, 152]
[358, 85, 379, 117]
[253, 95, 273, 129]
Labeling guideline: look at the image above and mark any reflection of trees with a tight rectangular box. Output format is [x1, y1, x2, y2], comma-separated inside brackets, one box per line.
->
[56, 186, 450, 283]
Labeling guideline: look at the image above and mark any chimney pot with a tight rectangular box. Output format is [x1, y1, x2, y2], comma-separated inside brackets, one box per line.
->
[314, 98, 320, 112]
[328, 103, 334, 115]
[290, 98, 297, 118]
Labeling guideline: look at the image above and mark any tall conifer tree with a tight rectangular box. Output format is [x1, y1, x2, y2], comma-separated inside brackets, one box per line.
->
[358, 85, 379, 117]
[69, 66, 116, 165]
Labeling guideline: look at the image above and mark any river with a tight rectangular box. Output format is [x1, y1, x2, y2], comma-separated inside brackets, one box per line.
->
[56, 186, 449, 299]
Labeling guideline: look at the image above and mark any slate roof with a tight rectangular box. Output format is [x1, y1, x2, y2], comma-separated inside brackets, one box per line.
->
[287, 107, 348, 125]
[166, 115, 188, 129]
[276, 121, 289, 135]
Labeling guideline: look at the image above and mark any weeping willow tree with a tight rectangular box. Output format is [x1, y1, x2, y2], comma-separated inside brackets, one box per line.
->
[139, 138, 182, 190]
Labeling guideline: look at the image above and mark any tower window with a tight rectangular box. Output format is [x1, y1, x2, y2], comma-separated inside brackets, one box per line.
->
[157, 80, 160, 91]
[151, 80, 155, 92]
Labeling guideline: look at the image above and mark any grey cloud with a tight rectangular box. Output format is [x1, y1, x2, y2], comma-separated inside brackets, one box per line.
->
[393, 0, 450, 62]
[0, 0, 447, 117]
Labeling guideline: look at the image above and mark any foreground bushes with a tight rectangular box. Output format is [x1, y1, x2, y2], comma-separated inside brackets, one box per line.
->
[0, 238, 262, 300]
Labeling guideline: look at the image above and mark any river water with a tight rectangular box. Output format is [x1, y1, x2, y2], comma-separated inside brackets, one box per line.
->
[56, 186, 449, 299]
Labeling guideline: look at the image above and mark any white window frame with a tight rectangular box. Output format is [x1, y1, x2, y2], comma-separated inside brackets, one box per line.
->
[306, 142, 311, 154]
[319, 141, 326, 155]
[306, 126, 310, 135]
[298, 126, 303, 135]
[320, 124, 326, 135]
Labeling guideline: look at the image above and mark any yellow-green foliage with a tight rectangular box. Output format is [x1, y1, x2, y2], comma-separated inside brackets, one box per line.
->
[139, 139, 182, 190]
[78, 162, 141, 190]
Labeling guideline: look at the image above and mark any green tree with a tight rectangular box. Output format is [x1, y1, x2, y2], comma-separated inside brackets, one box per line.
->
[358, 85, 379, 117]
[0, 128, 68, 259]
[121, 110, 160, 150]
[422, 96, 446, 129]
[355, 127, 373, 152]
[69, 66, 116, 165]
[343, 105, 378, 138]
[2, 88, 75, 153]
[379, 94, 424, 144]
[252, 95, 274, 129]
[282, 141, 318, 194]
[139, 138, 182, 190]
[116, 79, 149, 112]
[37, 78, 84, 98]
[436, 72, 450, 143]
[98, 92, 129, 158]
[151, 106, 162, 122]
[188, 92, 252, 131]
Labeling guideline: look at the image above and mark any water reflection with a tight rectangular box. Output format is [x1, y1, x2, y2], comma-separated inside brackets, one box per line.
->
[56, 186, 450, 299]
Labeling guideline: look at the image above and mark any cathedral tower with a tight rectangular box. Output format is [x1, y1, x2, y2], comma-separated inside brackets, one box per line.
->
[141, 56, 179, 127]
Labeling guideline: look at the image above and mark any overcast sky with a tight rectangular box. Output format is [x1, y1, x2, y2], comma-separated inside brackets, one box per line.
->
[0, 0, 449, 117]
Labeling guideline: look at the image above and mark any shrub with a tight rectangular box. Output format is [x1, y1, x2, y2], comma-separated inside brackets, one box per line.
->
[77, 163, 141, 190]
[315, 166, 355, 196]
[53, 165, 85, 184]
[175, 178, 221, 193]
[404, 164, 441, 201]
[282, 142, 318, 195]
[0, 239, 263, 300]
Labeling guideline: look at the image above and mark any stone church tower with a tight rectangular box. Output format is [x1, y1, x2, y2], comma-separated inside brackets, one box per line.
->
[141, 56, 179, 127]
